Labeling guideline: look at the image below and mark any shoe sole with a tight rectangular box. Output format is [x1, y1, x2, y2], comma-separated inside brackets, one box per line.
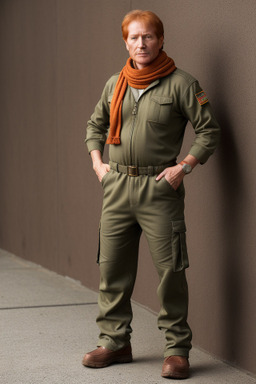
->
[161, 371, 189, 379]
[83, 355, 133, 368]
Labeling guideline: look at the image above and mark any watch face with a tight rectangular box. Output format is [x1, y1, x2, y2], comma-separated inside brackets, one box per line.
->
[183, 164, 192, 174]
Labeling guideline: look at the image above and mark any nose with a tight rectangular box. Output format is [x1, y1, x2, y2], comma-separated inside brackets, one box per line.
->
[138, 36, 146, 48]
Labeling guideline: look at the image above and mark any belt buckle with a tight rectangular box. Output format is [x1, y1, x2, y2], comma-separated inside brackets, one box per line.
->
[127, 165, 138, 177]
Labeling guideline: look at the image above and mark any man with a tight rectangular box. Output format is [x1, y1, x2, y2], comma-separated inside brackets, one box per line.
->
[83, 10, 220, 380]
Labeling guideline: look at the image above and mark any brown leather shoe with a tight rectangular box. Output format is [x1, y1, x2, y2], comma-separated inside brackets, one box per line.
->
[161, 356, 190, 379]
[82, 345, 133, 368]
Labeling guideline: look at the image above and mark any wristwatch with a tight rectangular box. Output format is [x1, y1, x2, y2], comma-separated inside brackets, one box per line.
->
[179, 161, 192, 174]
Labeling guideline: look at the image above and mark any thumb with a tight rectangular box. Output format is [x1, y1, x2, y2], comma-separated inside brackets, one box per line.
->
[155, 170, 166, 181]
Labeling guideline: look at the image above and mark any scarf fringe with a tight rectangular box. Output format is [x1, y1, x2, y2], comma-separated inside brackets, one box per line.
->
[106, 136, 121, 145]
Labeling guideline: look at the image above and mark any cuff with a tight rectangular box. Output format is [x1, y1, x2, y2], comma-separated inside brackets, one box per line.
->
[189, 144, 212, 165]
[86, 140, 104, 155]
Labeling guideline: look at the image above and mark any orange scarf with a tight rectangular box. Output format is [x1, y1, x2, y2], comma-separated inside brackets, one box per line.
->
[106, 51, 176, 145]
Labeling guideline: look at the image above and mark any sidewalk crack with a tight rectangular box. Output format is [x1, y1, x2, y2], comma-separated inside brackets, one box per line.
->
[0, 302, 98, 310]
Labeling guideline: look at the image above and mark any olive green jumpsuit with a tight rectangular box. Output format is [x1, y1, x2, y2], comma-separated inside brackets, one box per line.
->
[85, 68, 220, 358]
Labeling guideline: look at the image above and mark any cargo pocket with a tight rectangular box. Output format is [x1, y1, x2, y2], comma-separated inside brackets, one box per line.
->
[171, 220, 189, 272]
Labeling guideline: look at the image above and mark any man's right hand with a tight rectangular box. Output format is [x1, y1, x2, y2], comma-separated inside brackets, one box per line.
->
[90, 150, 110, 182]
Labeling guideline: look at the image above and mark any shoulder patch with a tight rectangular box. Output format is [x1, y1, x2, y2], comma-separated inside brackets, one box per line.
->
[195, 91, 209, 106]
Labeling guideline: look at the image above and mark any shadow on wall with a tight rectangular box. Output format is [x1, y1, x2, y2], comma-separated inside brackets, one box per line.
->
[218, 109, 245, 361]
[211, 53, 247, 364]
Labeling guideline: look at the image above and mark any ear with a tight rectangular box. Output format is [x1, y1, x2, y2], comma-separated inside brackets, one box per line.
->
[124, 40, 129, 51]
[159, 35, 164, 50]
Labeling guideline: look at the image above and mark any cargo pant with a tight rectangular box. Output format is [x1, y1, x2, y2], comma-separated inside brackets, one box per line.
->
[96, 165, 192, 358]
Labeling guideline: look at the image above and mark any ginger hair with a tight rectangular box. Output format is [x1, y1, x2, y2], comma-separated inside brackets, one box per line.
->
[122, 10, 164, 41]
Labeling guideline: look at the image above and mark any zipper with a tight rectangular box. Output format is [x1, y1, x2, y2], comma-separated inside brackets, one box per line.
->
[128, 81, 159, 164]
[130, 101, 138, 163]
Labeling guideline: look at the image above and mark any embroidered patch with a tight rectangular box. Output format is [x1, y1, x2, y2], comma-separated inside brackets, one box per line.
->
[195, 91, 209, 106]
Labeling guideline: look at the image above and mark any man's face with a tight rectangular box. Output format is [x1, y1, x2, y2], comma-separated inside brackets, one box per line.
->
[125, 20, 164, 70]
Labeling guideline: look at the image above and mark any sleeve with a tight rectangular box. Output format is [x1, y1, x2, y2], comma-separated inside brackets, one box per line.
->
[180, 80, 221, 164]
[85, 80, 112, 155]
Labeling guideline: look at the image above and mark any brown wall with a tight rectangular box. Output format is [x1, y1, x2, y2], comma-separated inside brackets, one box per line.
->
[1, 0, 256, 375]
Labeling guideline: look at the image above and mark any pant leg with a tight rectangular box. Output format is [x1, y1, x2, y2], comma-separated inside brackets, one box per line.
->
[136, 175, 192, 357]
[155, 267, 192, 357]
[97, 170, 141, 351]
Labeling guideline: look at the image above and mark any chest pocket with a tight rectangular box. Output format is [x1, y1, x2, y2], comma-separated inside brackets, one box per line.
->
[147, 96, 173, 125]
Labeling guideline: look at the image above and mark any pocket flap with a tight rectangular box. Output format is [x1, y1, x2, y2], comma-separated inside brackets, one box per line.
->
[151, 96, 173, 105]
[172, 220, 186, 233]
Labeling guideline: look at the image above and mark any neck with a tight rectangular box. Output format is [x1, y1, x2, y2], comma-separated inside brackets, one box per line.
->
[132, 60, 139, 69]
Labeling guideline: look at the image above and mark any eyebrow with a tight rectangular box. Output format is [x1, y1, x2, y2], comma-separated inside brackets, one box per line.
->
[129, 32, 153, 37]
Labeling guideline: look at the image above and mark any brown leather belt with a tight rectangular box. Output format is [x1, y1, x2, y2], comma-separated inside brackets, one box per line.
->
[109, 161, 176, 177]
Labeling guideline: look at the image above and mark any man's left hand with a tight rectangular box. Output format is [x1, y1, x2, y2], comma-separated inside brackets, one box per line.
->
[156, 165, 184, 190]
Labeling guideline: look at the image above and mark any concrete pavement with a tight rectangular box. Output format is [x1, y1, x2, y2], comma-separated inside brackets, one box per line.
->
[0, 248, 255, 384]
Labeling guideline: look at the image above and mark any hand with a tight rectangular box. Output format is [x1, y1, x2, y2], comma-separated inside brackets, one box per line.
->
[155, 165, 184, 190]
[90, 149, 110, 182]
[93, 161, 110, 182]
